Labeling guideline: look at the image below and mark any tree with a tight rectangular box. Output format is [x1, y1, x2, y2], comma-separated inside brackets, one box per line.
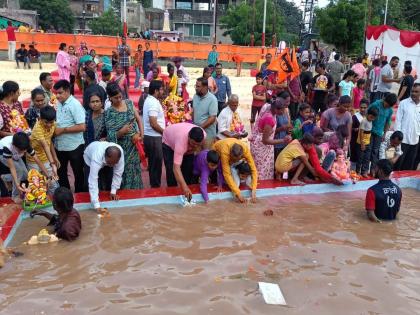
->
[88, 9, 122, 36]
[315, 0, 365, 53]
[316, 0, 419, 54]
[20, 0, 75, 33]
[220, 0, 295, 46]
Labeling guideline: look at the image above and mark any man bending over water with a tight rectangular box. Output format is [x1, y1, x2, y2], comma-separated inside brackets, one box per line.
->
[365, 159, 402, 223]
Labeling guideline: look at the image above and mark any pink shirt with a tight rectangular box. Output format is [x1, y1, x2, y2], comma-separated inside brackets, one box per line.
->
[56, 50, 71, 81]
[351, 63, 366, 79]
[258, 112, 276, 130]
[353, 87, 364, 109]
[162, 123, 206, 165]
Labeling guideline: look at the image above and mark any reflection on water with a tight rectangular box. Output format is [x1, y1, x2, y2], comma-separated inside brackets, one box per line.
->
[1, 189, 420, 314]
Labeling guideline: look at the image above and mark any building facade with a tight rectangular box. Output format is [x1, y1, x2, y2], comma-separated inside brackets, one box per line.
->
[69, 0, 105, 33]
[148, 0, 236, 43]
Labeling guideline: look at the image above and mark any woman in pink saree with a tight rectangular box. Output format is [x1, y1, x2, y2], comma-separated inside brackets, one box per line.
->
[249, 98, 292, 180]
[55, 43, 71, 81]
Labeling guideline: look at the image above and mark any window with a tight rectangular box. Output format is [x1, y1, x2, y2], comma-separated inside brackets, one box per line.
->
[175, 23, 193, 36]
[203, 24, 210, 36]
[189, 24, 211, 37]
[176, 1, 192, 9]
[193, 24, 202, 37]
[86, 4, 97, 12]
[128, 9, 135, 13]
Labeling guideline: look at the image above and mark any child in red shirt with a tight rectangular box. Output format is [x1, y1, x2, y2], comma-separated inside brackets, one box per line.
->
[251, 73, 267, 126]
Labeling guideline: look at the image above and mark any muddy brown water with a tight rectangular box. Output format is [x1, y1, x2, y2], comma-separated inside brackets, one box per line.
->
[1, 189, 420, 314]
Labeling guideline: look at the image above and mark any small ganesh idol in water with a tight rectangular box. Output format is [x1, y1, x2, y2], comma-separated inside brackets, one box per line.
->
[21, 169, 49, 206]
[331, 149, 351, 183]
[9, 109, 30, 134]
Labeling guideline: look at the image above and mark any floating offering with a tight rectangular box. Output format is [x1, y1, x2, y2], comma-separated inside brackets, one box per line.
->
[27, 229, 59, 245]
[258, 282, 287, 305]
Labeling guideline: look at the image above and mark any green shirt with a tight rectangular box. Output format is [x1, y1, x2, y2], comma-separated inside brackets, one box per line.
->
[368, 100, 393, 137]
[192, 92, 218, 139]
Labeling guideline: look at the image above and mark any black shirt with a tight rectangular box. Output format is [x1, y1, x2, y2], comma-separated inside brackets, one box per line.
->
[365, 179, 402, 220]
[15, 48, 28, 61]
[312, 73, 333, 104]
[300, 70, 313, 94]
[398, 75, 414, 101]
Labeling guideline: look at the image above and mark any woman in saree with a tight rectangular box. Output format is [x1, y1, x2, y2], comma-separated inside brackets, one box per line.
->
[250, 98, 292, 180]
[104, 83, 143, 189]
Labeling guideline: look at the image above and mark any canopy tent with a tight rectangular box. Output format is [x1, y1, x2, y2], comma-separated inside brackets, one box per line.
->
[365, 25, 420, 72]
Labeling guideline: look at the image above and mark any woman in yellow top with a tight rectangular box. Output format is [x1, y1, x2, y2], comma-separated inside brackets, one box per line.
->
[167, 63, 178, 96]
[213, 138, 258, 203]
[275, 133, 316, 185]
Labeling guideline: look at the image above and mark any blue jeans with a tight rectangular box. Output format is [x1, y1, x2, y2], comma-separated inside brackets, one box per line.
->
[134, 67, 141, 88]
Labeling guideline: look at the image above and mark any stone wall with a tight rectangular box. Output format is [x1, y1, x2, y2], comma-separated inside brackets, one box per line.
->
[0, 8, 37, 28]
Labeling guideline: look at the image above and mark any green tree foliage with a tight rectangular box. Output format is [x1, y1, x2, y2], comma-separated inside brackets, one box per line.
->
[316, 0, 420, 54]
[20, 0, 75, 33]
[220, 0, 301, 46]
[368, 0, 420, 30]
[315, 0, 365, 53]
[88, 9, 121, 36]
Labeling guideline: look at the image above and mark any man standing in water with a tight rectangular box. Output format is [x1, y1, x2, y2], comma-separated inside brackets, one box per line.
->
[365, 159, 402, 223]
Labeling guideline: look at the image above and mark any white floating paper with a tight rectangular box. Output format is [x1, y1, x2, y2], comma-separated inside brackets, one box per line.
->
[179, 195, 197, 207]
[258, 282, 287, 305]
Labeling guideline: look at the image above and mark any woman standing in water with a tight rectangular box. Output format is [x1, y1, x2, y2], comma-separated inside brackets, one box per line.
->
[104, 83, 143, 189]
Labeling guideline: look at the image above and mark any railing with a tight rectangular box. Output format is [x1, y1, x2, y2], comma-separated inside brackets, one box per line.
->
[0, 31, 277, 63]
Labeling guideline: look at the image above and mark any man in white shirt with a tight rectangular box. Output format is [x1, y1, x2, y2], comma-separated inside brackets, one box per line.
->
[378, 131, 403, 165]
[174, 58, 189, 83]
[83, 141, 124, 211]
[217, 94, 247, 140]
[377, 56, 400, 98]
[142, 80, 165, 187]
[395, 83, 420, 170]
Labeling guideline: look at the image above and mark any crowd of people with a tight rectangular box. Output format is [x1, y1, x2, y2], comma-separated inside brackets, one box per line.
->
[0, 38, 419, 243]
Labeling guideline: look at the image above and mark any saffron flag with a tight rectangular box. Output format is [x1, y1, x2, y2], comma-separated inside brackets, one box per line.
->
[267, 48, 294, 83]
[289, 47, 301, 80]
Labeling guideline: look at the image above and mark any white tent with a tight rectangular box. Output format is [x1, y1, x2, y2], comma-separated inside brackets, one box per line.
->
[365, 25, 420, 72]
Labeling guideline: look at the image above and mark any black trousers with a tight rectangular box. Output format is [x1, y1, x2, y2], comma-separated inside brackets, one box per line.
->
[84, 163, 113, 192]
[70, 74, 76, 95]
[217, 101, 226, 115]
[396, 142, 419, 171]
[162, 143, 196, 187]
[57, 144, 86, 193]
[143, 135, 163, 188]
[365, 133, 382, 173]
[124, 66, 130, 87]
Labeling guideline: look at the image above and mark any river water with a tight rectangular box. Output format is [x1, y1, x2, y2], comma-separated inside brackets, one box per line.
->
[1, 189, 419, 314]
